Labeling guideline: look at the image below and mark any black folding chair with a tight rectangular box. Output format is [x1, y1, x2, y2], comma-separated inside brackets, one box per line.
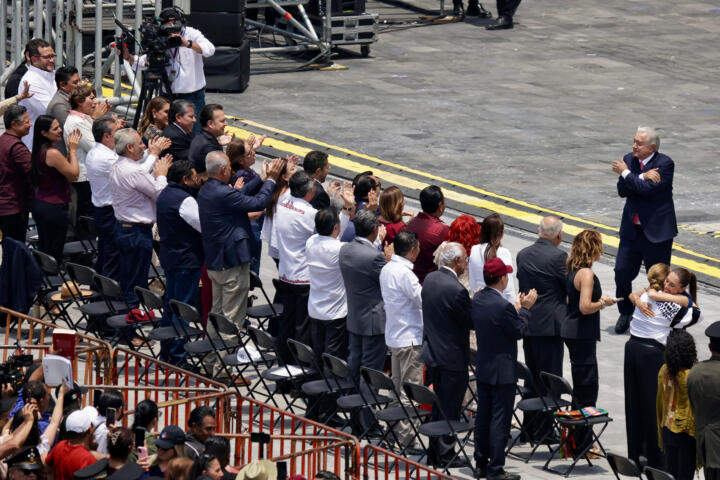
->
[94, 274, 149, 349]
[606, 453, 642, 480]
[64, 262, 109, 334]
[167, 300, 208, 372]
[30, 250, 75, 328]
[541, 372, 613, 477]
[402, 381, 474, 473]
[644, 466, 675, 480]
[184, 312, 242, 384]
[246, 271, 283, 330]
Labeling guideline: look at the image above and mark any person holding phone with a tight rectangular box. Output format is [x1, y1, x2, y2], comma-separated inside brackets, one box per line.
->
[93, 390, 125, 454]
[138, 425, 188, 479]
[128, 400, 159, 463]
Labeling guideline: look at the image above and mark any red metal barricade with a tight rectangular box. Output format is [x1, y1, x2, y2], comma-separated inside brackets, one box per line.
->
[362, 444, 456, 480]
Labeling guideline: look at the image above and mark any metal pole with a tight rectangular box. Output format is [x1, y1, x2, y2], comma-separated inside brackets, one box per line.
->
[134, 0, 142, 90]
[114, 0, 123, 97]
[44, 0, 53, 42]
[34, 0, 43, 38]
[22, 0, 29, 47]
[155, 0, 161, 17]
[54, 0, 63, 62]
[74, 0, 82, 70]
[12, 1, 22, 66]
[0, 2, 7, 83]
[94, 0, 102, 95]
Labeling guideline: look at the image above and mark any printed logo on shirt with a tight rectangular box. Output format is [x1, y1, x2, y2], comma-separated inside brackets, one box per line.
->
[278, 199, 306, 214]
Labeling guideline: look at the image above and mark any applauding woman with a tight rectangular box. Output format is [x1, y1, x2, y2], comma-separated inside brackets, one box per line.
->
[31, 115, 81, 263]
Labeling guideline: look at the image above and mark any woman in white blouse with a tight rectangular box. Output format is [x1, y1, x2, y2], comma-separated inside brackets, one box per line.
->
[468, 213, 516, 302]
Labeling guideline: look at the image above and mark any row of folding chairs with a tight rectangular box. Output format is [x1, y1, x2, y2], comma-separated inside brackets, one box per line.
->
[607, 453, 677, 480]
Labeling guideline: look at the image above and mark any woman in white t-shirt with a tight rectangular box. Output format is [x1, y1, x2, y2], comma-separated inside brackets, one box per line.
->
[468, 213, 515, 302]
[260, 158, 297, 264]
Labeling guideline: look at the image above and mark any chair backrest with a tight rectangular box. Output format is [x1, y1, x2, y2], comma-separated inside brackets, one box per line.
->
[403, 381, 438, 408]
[361, 367, 396, 392]
[644, 467, 675, 480]
[516, 361, 534, 387]
[540, 371, 573, 406]
[287, 339, 315, 368]
[208, 312, 239, 337]
[606, 453, 642, 478]
[31, 249, 59, 275]
[169, 300, 200, 324]
[250, 271, 263, 290]
[65, 262, 97, 287]
[248, 326, 276, 351]
[93, 273, 124, 299]
[322, 353, 350, 379]
[134, 287, 164, 311]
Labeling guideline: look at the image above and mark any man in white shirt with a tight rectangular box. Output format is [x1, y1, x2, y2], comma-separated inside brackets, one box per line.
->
[379, 230, 423, 449]
[275, 171, 353, 363]
[124, 7, 214, 136]
[18, 38, 57, 150]
[109, 128, 172, 306]
[305, 200, 355, 366]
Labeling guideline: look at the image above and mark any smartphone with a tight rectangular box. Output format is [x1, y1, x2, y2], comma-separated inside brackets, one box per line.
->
[134, 427, 146, 451]
[137, 446, 148, 461]
[106, 407, 116, 427]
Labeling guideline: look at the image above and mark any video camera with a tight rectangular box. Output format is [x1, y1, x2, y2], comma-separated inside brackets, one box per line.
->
[0, 353, 34, 393]
[115, 7, 186, 70]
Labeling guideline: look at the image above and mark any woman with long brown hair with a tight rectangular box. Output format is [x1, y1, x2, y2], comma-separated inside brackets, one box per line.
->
[468, 213, 515, 301]
[138, 96, 170, 142]
[260, 157, 297, 266]
[378, 186, 407, 247]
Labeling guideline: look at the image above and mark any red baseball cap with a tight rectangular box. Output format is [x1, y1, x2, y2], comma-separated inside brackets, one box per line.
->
[483, 257, 513, 278]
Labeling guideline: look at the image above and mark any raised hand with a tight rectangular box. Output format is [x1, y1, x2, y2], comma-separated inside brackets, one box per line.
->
[612, 159, 628, 175]
[266, 158, 284, 181]
[17, 81, 34, 101]
[233, 176, 245, 190]
[153, 155, 172, 177]
[367, 188, 379, 211]
[340, 182, 355, 208]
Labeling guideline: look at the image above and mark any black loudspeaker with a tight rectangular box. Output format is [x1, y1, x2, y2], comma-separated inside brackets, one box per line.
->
[306, 0, 365, 16]
[187, 12, 245, 46]
[203, 40, 250, 93]
[191, 0, 244, 12]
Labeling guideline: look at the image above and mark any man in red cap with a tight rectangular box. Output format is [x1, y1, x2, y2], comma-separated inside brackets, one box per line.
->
[472, 257, 536, 480]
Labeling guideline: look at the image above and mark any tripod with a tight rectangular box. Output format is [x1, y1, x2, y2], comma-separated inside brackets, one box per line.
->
[132, 66, 174, 129]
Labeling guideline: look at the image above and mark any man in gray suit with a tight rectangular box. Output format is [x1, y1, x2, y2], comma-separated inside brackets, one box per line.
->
[339, 209, 388, 383]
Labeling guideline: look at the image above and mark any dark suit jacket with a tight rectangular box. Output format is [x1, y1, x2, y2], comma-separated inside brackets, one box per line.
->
[189, 129, 222, 173]
[687, 355, 720, 468]
[310, 180, 330, 210]
[420, 267, 472, 371]
[617, 151, 678, 243]
[473, 287, 529, 385]
[339, 237, 386, 336]
[516, 238, 567, 337]
[0, 236, 42, 314]
[160, 123, 193, 162]
[4, 62, 27, 99]
[197, 176, 273, 271]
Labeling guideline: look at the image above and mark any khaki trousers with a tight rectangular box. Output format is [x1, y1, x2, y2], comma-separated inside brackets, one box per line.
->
[389, 345, 424, 447]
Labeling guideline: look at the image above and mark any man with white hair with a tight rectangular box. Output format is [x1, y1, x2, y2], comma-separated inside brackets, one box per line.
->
[198, 151, 283, 374]
[419, 241, 473, 468]
[109, 128, 172, 306]
[515, 216, 567, 441]
[611, 127, 677, 334]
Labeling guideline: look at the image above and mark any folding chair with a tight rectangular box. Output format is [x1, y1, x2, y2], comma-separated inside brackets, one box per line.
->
[30, 250, 75, 328]
[183, 312, 242, 386]
[606, 453, 642, 480]
[644, 466, 675, 480]
[361, 367, 430, 456]
[94, 274, 150, 349]
[65, 262, 113, 334]
[506, 362, 568, 462]
[402, 381, 474, 473]
[541, 372, 613, 477]
[241, 327, 284, 407]
[134, 287, 164, 325]
[167, 300, 209, 372]
[246, 271, 283, 330]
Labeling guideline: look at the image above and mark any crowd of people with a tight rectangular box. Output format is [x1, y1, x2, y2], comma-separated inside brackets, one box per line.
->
[2, 27, 720, 480]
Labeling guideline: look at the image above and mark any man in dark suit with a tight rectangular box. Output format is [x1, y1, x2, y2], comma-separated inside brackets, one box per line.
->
[189, 104, 228, 173]
[303, 150, 331, 210]
[420, 242, 472, 468]
[612, 127, 677, 334]
[473, 257, 536, 480]
[160, 99, 196, 162]
[198, 151, 282, 374]
[339, 209, 388, 383]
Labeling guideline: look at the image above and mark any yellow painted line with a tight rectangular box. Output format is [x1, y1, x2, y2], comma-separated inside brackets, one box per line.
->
[225, 120, 720, 279]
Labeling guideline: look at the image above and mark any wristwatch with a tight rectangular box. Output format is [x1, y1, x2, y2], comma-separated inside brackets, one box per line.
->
[187, 40, 193, 49]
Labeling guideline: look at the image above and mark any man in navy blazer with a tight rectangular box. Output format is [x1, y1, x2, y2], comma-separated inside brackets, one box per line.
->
[473, 257, 536, 480]
[198, 151, 282, 371]
[612, 127, 677, 333]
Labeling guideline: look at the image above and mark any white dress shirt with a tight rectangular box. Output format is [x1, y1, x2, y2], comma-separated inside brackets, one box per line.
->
[630, 292, 703, 345]
[109, 155, 167, 224]
[276, 195, 348, 284]
[306, 234, 348, 320]
[468, 243, 516, 303]
[179, 197, 201, 232]
[85, 142, 119, 207]
[18, 64, 58, 150]
[63, 111, 94, 182]
[132, 27, 215, 94]
[380, 254, 423, 348]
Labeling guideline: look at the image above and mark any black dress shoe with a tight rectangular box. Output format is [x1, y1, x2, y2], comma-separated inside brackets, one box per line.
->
[615, 313, 632, 334]
[452, 1, 465, 17]
[474, 466, 488, 478]
[485, 15, 513, 29]
[437, 456, 471, 469]
[488, 472, 520, 480]
[466, 2, 491, 17]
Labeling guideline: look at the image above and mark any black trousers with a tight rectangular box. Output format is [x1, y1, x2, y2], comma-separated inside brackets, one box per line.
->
[474, 382, 515, 477]
[277, 282, 311, 364]
[661, 428, 696, 480]
[93, 205, 120, 280]
[625, 336, 665, 468]
[347, 332, 386, 384]
[31, 199, 69, 264]
[311, 316, 348, 368]
[523, 336, 564, 440]
[0, 211, 29, 243]
[497, 0, 521, 18]
[428, 366, 468, 462]
[71, 181, 93, 234]
[564, 339, 598, 455]
[705, 468, 720, 480]
[614, 227, 672, 315]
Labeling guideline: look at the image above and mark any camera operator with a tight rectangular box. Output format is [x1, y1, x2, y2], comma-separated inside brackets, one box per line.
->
[123, 7, 215, 136]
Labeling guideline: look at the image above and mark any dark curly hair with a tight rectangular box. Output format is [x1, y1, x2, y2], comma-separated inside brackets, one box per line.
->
[664, 329, 697, 386]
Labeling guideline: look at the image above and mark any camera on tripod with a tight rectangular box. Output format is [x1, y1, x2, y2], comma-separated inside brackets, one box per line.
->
[0, 353, 34, 393]
[116, 15, 184, 70]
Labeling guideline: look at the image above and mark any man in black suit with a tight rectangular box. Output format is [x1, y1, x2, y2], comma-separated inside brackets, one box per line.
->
[516, 216, 566, 396]
[473, 257, 536, 480]
[189, 104, 229, 173]
[612, 126, 677, 334]
[420, 242, 472, 468]
[160, 99, 196, 162]
[303, 151, 331, 210]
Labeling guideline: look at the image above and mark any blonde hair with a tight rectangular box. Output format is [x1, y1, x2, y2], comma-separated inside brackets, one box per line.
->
[647, 263, 670, 290]
[566, 230, 603, 271]
[379, 186, 404, 223]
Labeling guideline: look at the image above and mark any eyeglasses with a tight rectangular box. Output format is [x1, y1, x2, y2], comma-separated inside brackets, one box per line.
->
[33, 54, 56, 59]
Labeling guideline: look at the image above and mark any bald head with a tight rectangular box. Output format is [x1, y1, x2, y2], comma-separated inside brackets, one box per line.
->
[538, 216, 562, 245]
